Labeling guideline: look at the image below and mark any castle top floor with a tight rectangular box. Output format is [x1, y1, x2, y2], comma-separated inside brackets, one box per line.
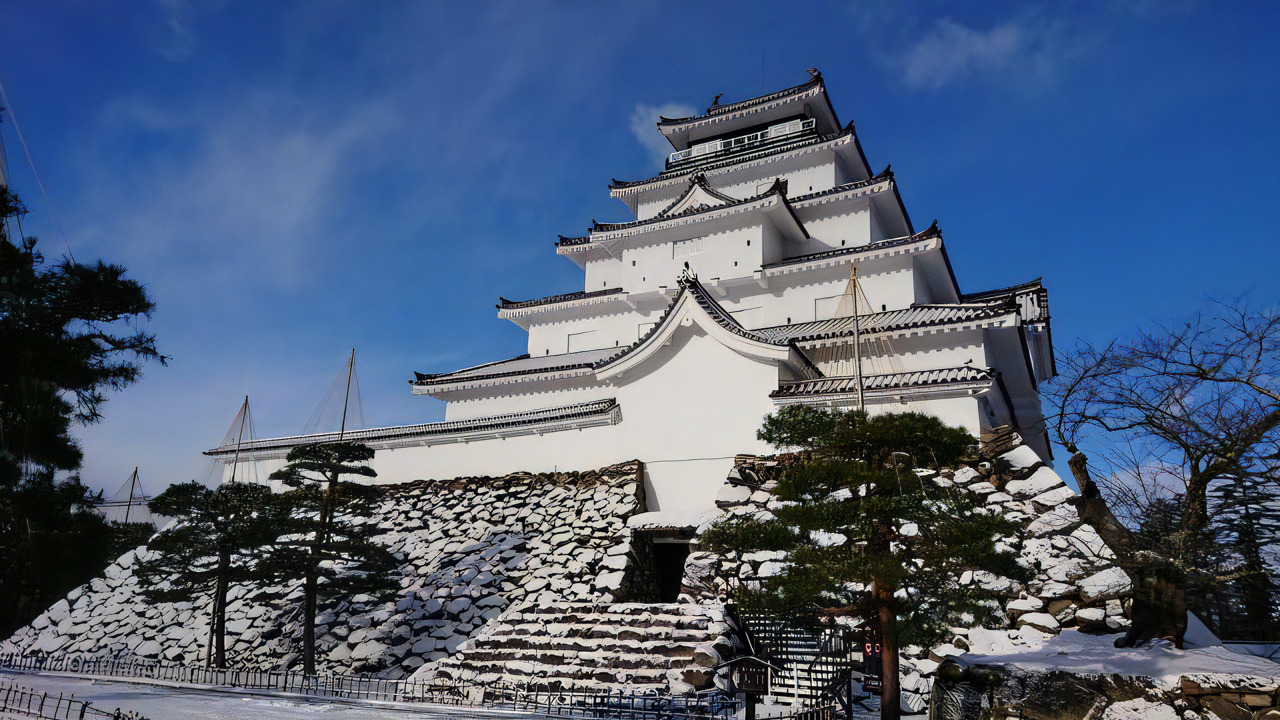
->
[610, 72, 874, 220]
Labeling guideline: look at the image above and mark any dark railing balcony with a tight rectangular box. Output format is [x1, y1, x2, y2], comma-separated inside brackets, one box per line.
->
[668, 119, 816, 166]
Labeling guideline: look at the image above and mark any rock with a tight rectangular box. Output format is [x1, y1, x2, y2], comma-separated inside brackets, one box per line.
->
[1000, 445, 1044, 471]
[1031, 486, 1076, 508]
[715, 484, 752, 506]
[1016, 612, 1060, 632]
[1204, 696, 1254, 720]
[1079, 567, 1132, 602]
[1075, 608, 1106, 627]
[135, 640, 163, 658]
[1026, 504, 1080, 537]
[1102, 698, 1178, 720]
[595, 571, 625, 590]
[1006, 597, 1044, 614]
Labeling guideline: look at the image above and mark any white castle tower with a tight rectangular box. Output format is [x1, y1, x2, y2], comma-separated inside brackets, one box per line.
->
[209, 72, 1055, 527]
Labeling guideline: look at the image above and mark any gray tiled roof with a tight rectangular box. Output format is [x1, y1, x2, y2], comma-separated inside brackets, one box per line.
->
[754, 304, 1011, 345]
[771, 366, 994, 398]
[412, 348, 618, 387]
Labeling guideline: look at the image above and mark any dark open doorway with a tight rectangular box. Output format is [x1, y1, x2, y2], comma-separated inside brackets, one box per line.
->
[652, 541, 691, 602]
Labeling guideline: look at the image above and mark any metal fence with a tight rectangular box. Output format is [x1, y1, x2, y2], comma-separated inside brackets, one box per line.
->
[0, 679, 147, 720]
[0, 653, 739, 720]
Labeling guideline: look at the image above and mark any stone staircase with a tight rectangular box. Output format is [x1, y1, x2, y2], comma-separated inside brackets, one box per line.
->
[419, 601, 736, 693]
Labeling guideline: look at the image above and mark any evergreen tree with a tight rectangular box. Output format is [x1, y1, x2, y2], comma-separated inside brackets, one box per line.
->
[136, 480, 286, 668]
[267, 442, 397, 675]
[1211, 477, 1280, 639]
[0, 188, 164, 634]
[701, 408, 1026, 720]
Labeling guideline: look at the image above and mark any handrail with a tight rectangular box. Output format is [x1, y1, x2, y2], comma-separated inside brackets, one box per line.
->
[668, 119, 815, 164]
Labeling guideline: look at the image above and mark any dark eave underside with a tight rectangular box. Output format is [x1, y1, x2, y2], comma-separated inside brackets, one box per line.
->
[497, 287, 625, 311]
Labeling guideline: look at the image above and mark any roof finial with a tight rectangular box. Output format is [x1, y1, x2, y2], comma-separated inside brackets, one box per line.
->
[679, 262, 698, 286]
[807, 67, 822, 80]
[711, 93, 724, 107]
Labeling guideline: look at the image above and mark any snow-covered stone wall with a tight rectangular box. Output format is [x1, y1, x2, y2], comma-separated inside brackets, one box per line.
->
[683, 443, 1135, 713]
[0, 462, 648, 678]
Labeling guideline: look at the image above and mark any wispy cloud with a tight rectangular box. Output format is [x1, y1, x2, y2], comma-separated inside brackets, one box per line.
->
[80, 90, 401, 293]
[894, 16, 1091, 92]
[629, 102, 697, 167]
[147, 0, 201, 61]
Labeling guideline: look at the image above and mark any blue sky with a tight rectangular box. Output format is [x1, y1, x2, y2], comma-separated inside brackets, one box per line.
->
[1, 0, 1277, 497]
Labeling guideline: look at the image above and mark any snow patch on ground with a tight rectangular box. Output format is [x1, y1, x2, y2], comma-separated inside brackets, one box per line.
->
[1102, 698, 1178, 720]
[957, 629, 1280, 689]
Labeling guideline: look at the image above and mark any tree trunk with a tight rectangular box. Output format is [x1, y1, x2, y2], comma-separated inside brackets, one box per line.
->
[214, 550, 230, 669]
[205, 588, 218, 669]
[303, 567, 317, 675]
[1067, 451, 1187, 647]
[873, 579, 900, 720]
[1122, 571, 1188, 649]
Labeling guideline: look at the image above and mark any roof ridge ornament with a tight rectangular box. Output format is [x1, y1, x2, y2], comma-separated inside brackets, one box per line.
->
[914, 219, 941, 239]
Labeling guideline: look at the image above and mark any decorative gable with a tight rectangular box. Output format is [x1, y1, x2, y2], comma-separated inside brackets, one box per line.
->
[655, 175, 740, 219]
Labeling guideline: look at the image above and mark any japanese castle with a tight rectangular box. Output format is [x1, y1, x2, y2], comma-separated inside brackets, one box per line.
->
[209, 72, 1055, 527]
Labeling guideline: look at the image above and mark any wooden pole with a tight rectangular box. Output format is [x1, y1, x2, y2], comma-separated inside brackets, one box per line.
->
[339, 349, 355, 441]
[228, 396, 249, 484]
[851, 266, 864, 410]
[124, 468, 138, 523]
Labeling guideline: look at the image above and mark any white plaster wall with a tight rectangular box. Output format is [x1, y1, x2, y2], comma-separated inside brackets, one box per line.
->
[584, 225, 763, 294]
[795, 199, 875, 250]
[610, 326, 779, 514]
[706, 255, 919, 329]
[525, 307, 662, 357]
[224, 324, 780, 522]
[805, 331, 987, 377]
[441, 380, 613, 421]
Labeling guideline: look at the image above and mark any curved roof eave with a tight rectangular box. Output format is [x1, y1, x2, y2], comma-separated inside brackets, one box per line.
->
[593, 273, 794, 381]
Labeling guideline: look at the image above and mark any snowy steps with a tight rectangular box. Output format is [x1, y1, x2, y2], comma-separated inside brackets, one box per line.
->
[425, 602, 725, 692]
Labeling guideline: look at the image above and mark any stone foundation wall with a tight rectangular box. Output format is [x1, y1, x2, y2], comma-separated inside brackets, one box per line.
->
[0, 462, 647, 678]
[682, 444, 1135, 713]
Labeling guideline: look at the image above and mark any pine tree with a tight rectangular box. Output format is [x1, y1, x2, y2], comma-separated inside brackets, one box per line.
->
[700, 408, 1026, 720]
[136, 480, 285, 668]
[266, 442, 397, 675]
[0, 188, 164, 635]
[1212, 477, 1280, 639]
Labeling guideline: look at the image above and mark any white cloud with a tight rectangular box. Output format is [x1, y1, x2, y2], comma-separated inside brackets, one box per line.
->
[896, 16, 1087, 92]
[80, 90, 401, 292]
[629, 102, 697, 167]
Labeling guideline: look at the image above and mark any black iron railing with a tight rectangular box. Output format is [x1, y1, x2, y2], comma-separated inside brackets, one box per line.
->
[0, 653, 739, 720]
[0, 678, 147, 720]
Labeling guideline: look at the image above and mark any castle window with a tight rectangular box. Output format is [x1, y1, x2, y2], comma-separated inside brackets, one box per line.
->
[672, 237, 703, 259]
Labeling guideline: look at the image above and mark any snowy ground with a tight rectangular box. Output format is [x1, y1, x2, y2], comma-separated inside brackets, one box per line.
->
[958, 628, 1280, 689]
[0, 671, 558, 720]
